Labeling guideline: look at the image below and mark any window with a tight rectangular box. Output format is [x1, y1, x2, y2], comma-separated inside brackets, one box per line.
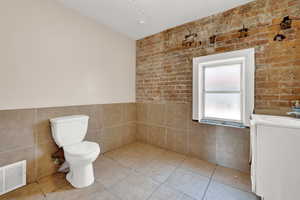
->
[192, 48, 255, 127]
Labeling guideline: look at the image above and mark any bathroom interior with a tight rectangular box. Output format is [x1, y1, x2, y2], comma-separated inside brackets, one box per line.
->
[0, 0, 300, 199]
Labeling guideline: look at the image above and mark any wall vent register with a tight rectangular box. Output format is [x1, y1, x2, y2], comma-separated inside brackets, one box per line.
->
[193, 48, 255, 127]
[0, 160, 26, 195]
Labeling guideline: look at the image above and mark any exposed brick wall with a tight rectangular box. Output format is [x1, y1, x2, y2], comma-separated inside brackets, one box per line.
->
[136, 0, 300, 115]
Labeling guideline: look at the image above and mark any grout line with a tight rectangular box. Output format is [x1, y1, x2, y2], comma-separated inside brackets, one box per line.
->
[145, 154, 187, 200]
[211, 165, 254, 194]
[32, 180, 47, 199]
[201, 165, 217, 200]
[104, 142, 189, 200]
[136, 121, 188, 131]
[145, 181, 163, 200]
[102, 143, 254, 200]
[101, 185, 123, 200]
[100, 120, 137, 129]
[148, 155, 189, 200]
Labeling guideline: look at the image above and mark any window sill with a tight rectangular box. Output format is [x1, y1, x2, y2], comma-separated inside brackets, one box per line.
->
[200, 119, 248, 129]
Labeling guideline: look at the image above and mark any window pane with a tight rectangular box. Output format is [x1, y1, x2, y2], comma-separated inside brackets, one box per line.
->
[204, 64, 241, 91]
[204, 93, 241, 121]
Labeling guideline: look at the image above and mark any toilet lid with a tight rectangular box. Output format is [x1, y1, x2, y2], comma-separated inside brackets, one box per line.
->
[64, 141, 100, 156]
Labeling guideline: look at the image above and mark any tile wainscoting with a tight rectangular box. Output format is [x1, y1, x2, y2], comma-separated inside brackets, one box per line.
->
[0, 103, 136, 183]
[0, 102, 250, 185]
[136, 103, 250, 173]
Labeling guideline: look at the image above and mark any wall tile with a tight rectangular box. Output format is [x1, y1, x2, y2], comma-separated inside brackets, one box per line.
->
[0, 127, 35, 153]
[216, 151, 250, 173]
[0, 109, 35, 129]
[100, 104, 124, 128]
[188, 124, 217, 163]
[0, 109, 35, 152]
[95, 104, 103, 129]
[136, 102, 250, 172]
[0, 146, 36, 183]
[166, 128, 188, 155]
[86, 129, 100, 143]
[215, 126, 250, 172]
[122, 123, 136, 146]
[36, 141, 60, 179]
[136, 123, 149, 143]
[165, 104, 188, 130]
[99, 126, 123, 153]
[148, 103, 165, 126]
[137, 103, 148, 122]
[124, 103, 137, 122]
[0, 103, 137, 183]
[187, 103, 195, 130]
[148, 126, 166, 149]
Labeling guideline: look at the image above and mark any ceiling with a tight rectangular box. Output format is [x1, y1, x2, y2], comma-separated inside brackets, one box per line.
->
[58, 0, 254, 40]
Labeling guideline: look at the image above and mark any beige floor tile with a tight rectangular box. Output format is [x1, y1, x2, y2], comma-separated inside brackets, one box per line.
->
[125, 142, 166, 159]
[149, 185, 196, 200]
[0, 183, 45, 200]
[138, 147, 165, 160]
[84, 189, 120, 200]
[165, 168, 210, 200]
[105, 146, 155, 170]
[156, 150, 187, 166]
[136, 159, 177, 183]
[1, 143, 257, 200]
[212, 166, 251, 192]
[126, 142, 149, 149]
[204, 181, 258, 200]
[37, 173, 69, 194]
[94, 156, 131, 187]
[132, 144, 164, 158]
[104, 146, 130, 160]
[179, 157, 216, 178]
[108, 172, 160, 200]
[45, 181, 105, 200]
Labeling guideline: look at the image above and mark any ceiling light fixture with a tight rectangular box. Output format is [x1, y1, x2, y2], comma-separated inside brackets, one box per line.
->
[138, 20, 145, 24]
[128, 0, 147, 26]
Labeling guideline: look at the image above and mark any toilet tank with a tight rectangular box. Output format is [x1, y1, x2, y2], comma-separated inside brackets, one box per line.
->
[50, 115, 89, 147]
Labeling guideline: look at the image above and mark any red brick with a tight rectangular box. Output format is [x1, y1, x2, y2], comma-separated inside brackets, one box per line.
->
[136, 0, 300, 112]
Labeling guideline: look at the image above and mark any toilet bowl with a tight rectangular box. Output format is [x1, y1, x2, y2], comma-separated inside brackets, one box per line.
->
[64, 141, 100, 188]
[50, 115, 100, 188]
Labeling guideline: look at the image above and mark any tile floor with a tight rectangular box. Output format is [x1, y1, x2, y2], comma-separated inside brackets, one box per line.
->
[0, 142, 259, 200]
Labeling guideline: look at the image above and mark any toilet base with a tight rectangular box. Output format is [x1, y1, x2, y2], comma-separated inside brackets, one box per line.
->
[66, 163, 95, 188]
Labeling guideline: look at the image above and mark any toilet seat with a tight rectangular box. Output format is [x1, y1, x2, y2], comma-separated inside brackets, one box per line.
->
[63, 141, 100, 188]
[64, 141, 100, 157]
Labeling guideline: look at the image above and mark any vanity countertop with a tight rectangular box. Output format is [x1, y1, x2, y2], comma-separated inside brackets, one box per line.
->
[251, 114, 300, 129]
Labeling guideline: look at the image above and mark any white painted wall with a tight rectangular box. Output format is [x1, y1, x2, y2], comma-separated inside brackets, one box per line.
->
[0, 0, 136, 110]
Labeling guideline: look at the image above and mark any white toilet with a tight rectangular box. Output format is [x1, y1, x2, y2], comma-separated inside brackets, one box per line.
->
[50, 115, 100, 188]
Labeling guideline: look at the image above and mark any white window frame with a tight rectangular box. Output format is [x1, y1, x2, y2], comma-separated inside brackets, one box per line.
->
[192, 48, 255, 127]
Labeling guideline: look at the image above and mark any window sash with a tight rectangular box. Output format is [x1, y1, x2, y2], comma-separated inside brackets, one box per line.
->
[202, 92, 243, 123]
[201, 62, 243, 123]
[192, 48, 255, 127]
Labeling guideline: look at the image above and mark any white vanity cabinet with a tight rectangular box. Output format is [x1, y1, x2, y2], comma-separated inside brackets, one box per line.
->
[250, 115, 300, 200]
